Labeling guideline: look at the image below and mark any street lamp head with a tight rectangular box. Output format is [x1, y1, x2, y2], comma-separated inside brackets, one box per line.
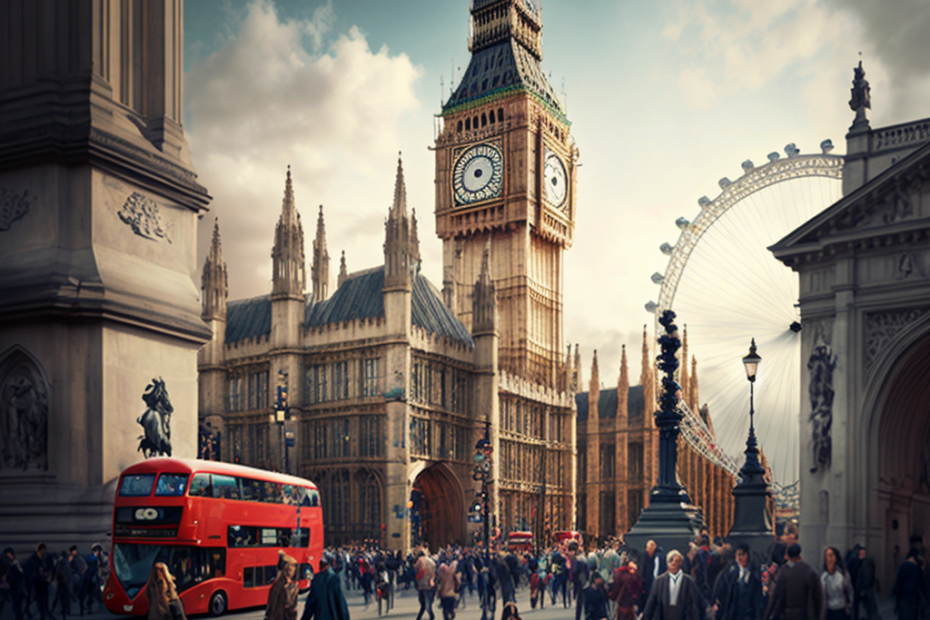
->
[742, 338, 761, 382]
[275, 409, 286, 423]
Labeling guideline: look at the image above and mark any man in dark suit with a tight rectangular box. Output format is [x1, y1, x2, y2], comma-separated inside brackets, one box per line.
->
[722, 544, 765, 620]
[639, 540, 667, 608]
[762, 543, 823, 620]
[642, 550, 703, 620]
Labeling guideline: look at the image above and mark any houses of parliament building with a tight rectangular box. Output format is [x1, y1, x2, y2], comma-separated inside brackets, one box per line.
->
[197, 0, 738, 549]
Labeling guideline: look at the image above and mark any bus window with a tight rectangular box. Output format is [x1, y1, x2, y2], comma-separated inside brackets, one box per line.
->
[212, 475, 239, 500]
[291, 528, 309, 547]
[228, 526, 255, 548]
[119, 474, 155, 497]
[155, 474, 189, 497]
[264, 481, 283, 504]
[307, 490, 320, 507]
[188, 473, 212, 497]
[264, 566, 277, 584]
[244, 567, 256, 588]
[240, 478, 263, 502]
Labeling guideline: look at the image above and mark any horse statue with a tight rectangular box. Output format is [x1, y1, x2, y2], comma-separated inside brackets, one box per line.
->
[137, 377, 173, 458]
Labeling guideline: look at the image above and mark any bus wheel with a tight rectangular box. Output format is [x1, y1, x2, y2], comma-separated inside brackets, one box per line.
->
[209, 591, 227, 617]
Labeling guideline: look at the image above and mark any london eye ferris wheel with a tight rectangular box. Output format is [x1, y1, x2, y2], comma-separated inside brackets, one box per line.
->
[646, 142, 844, 495]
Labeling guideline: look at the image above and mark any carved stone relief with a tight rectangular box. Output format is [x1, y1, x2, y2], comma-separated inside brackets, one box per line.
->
[0, 187, 32, 231]
[118, 192, 172, 243]
[808, 331, 837, 474]
[0, 347, 49, 472]
[137, 377, 173, 458]
[864, 309, 930, 373]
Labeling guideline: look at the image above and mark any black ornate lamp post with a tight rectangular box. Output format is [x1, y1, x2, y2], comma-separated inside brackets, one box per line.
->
[274, 370, 290, 474]
[626, 310, 703, 553]
[728, 339, 774, 560]
[472, 422, 493, 563]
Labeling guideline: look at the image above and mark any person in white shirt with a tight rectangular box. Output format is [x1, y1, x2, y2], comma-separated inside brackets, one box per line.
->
[642, 550, 702, 620]
[821, 547, 852, 620]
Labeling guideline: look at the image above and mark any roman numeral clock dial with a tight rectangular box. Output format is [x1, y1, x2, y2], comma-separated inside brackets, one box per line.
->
[453, 144, 504, 206]
[544, 149, 568, 209]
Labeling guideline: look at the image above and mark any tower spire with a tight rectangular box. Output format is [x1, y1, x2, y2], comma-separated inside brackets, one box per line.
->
[383, 152, 419, 291]
[337, 250, 348, 289]
[311, 204, 330, 301]
[201, 218, 228, 321]
[473, 238, 497, 332]
[641, 325, 656, 422]
[689, 355, 700, 412]
[680, 325, 690, 405]
[392, 152, 407, 218]
[617, 344, 629, 422]
[272, 166, 306, 299]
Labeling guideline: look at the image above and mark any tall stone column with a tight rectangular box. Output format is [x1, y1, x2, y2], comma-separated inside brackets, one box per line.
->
[0, 0, 210, 551]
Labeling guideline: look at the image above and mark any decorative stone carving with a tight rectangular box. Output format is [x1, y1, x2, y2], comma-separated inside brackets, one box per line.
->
[136, 378, 174, 458]
[864, 309, 929, 373]
[808, 338, 837, 473]
[0, 348, 49, 472]
[849, 60, 871, 112]
[118, 192, 171, 243]
[0, 187, 32, 231]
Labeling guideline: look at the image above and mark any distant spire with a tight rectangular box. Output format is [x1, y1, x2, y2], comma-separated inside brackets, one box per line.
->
[689, 355, 699, 413]
[392, 152, 407, 218]
[337, 250, 348, 289]
[272, 166, 306, 298]
[573, 343, 582, 391]
[311, 204, 330, 301]
[641, 325, 656, 424]
[617, 344, 629, 423]
[472, 237, 497, 331]
[589, 349, 600, 417]
[201, 218, 228, 321]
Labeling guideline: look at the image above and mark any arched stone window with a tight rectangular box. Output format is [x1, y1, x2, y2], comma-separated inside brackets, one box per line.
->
[0, 346, 49, 472]
[481, 113, 487, 127]
[356, 469, 382, 530]
[497, 108, 504, 123]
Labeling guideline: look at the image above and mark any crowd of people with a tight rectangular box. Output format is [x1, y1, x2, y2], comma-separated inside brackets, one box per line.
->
[307, 526, 929, 620]
[0, 543, 109, 620]
[5, 528, 930, 620]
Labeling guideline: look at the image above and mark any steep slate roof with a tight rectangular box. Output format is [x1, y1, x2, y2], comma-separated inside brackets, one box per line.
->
[303, 266, 474, 348]
[443, 38, 565, 120]
[576, 385, 645, 423]
[226, 295, 272, 343]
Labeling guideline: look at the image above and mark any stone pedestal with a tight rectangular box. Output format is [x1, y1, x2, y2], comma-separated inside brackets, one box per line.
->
[0, 1, 210, 553]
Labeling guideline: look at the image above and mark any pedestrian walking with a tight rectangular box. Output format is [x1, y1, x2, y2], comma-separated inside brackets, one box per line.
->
[642, 550, 702, 620]
[761, 543, 823, 620]
[265, 554, 298, 620]
[300, 553, 349, 620]
[853, 546, 880, 620]
[436, 560, 460, 620]
[23, 543, 51, 620]
[721, 544, 765, 620]
[145, 563, 187, 620]
[821, 547, 853, 620]
[608, 554, 644, 620]
[54, 552, 72, 620]
[415, 549, 437, 620]
[582, 571, 609, 620]
[2, 547, 26, 620]
[893, 549, 925, 620]
[639, 540, 666, 610]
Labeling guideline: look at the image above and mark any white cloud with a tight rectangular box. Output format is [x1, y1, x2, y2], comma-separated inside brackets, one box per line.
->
[186, 0, 424, 300]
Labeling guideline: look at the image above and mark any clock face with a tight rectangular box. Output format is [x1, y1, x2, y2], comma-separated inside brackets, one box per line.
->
[544, 151, 568, 209]
[453, 144, 504, 206]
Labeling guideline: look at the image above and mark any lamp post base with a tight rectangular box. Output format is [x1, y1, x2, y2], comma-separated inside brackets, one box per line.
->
[625, 500, 704, 555]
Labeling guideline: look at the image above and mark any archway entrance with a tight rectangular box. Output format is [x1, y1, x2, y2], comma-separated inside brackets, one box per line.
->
[875, 332, 930, 583]
[410, 464, 465, 549]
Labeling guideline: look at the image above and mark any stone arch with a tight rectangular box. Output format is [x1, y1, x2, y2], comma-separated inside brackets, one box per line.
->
[0, 345, 50, 472]
[862, 314, 930, 584]
[410, 462, 465, 549]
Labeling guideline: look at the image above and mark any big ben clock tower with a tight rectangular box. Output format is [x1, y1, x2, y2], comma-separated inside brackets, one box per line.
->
[435, 0, 577, 385]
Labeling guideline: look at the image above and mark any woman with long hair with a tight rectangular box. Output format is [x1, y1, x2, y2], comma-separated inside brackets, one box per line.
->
[265, 554, 298, 620]
[145, 563, 186, 620]
[821, 546, 853, 620]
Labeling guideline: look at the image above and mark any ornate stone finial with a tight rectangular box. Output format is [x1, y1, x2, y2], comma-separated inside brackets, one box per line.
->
[392, 152, 407, 217]
[849, 60, 871, 112]
[337, 250, 348, 289]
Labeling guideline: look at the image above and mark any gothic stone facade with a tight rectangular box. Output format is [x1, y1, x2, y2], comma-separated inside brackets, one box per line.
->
[772, 69, 930, 586]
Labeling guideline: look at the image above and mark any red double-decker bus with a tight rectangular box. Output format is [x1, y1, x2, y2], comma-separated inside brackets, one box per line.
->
[103, 458, 323, 617]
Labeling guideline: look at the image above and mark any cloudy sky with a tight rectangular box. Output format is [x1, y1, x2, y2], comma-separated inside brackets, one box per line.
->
[184, 0, 930, 391]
